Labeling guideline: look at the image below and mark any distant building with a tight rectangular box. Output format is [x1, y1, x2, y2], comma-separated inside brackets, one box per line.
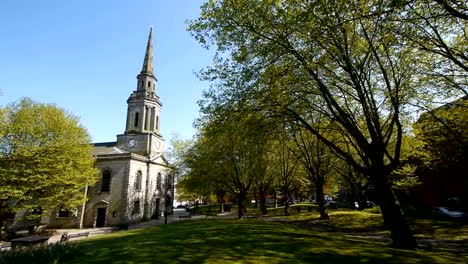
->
[412, 96, 468, 209]
[45, 28, 172, 228]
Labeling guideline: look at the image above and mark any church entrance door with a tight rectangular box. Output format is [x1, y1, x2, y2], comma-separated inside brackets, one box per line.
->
[96, 207, 107, 227]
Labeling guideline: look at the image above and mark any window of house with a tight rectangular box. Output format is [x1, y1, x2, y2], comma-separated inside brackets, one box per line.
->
[135, 171, 142, 191]
[134, 112, 139, 128]
[100, 170, 111, 192]
[132, 200, 141, 215]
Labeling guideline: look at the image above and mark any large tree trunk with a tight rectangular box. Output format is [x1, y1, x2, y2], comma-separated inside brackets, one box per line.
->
[372, 173, 416, 249]
[237, 193, 246, 219]
[315, 177, 329, 220]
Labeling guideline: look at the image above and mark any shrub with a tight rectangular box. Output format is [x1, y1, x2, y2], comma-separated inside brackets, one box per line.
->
[0, 243, 81, 264]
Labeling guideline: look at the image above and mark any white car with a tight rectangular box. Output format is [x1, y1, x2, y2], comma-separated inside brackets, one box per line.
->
[434, 207, 467, 218]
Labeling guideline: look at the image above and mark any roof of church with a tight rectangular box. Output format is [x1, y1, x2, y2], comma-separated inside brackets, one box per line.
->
[93, 142, 129, 155]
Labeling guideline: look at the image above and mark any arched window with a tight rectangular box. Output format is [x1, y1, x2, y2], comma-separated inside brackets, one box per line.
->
[100, 170, 111, 192]
[134, 112, 139, 128]
[132, 200, 141, 215]
[135, 171, 142, 191]
[141, 81, 144, 88]
[156, 173, 162, 190]
[148, 81, 151, 88]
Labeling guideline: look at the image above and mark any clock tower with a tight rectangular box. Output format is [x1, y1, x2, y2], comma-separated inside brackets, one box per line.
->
[117, 27, 164, 156]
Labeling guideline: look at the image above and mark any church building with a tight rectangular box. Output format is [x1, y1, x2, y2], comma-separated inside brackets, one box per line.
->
[47, 28, 172, 228]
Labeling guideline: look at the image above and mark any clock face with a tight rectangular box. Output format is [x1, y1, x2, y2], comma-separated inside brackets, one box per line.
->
[128, 139, 136, 148]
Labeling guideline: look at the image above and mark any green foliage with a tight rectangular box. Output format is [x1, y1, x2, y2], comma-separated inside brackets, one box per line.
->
[178, 110, 274, 218]
[166, 134, 193, 182]
[413, 98, 468, 168]
[0, 243, 80, 264]
[390, 164, 421, 190]
[0, 98, 99, 223]
[188, 0, 429, 247]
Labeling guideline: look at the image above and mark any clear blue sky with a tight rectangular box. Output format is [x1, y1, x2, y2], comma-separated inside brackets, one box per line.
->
[0, 0, 211, 145]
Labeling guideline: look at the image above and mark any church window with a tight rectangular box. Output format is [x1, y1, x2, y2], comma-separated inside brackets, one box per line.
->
[156, 173, 162, 190]
[134, 112, 139, 128]
[156, 116, 159, 130]
[100, 170, 111, 192]
[112, 211, 117, 218]
[135, 171, 142, 191]
[132, 200, 141, 215]
[148, 81, 151, 88]
[141, 81, 144, 88]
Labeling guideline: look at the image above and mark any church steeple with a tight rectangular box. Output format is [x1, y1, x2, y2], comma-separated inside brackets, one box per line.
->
[140, 27, 154, 78]
[136, 27, 157, 93]
[117, 27, 164, 156]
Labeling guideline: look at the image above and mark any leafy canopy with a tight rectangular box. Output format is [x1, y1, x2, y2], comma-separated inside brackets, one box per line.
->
[0, 98, 99, 217]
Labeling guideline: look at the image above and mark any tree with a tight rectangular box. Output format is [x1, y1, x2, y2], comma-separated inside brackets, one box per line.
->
[290, 123, 335, 219]
[270, 129, 301, 216]
[0, 98, 99, 236]
[400, 0, 468, 95]
[179, 110, 271, 219]
[189, 0, 421, 248]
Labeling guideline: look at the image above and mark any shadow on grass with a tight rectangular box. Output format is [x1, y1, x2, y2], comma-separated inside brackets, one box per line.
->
[63, 219, 463, 264]
[283, 210, 386, 233]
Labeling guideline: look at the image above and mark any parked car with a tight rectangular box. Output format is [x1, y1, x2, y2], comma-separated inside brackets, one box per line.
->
[433, 207, 467, 219]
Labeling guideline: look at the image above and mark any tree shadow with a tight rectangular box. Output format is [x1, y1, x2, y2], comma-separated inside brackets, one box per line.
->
[63, 219, 463, 264]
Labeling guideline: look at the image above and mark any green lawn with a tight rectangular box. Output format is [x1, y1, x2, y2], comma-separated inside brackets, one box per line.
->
[271, 209, 468, 241]
[63, 219, 466, 264]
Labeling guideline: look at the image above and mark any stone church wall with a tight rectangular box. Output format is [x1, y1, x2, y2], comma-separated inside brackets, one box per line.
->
[82, 158, 130, 228]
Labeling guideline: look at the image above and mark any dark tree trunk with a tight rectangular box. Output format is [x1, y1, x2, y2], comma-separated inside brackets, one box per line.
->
[315, 178, 329, 220]
[259, 186, 267, 215]
[372, 172, 416, 249]
[357, 182, 366, 210]
[237, 193, 246, 219]
[254, 193, 258, 208]
[284, 197, 289, 216]
[273, 190, 277, 208]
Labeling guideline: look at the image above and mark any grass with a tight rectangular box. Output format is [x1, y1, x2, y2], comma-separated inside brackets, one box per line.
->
[61, 218, 466, 264]
[269, 208, 468, 241]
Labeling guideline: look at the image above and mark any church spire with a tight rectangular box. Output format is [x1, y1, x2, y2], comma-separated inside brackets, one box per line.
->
[136, 27, 157, 93]
[140, 27, 154, 77]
